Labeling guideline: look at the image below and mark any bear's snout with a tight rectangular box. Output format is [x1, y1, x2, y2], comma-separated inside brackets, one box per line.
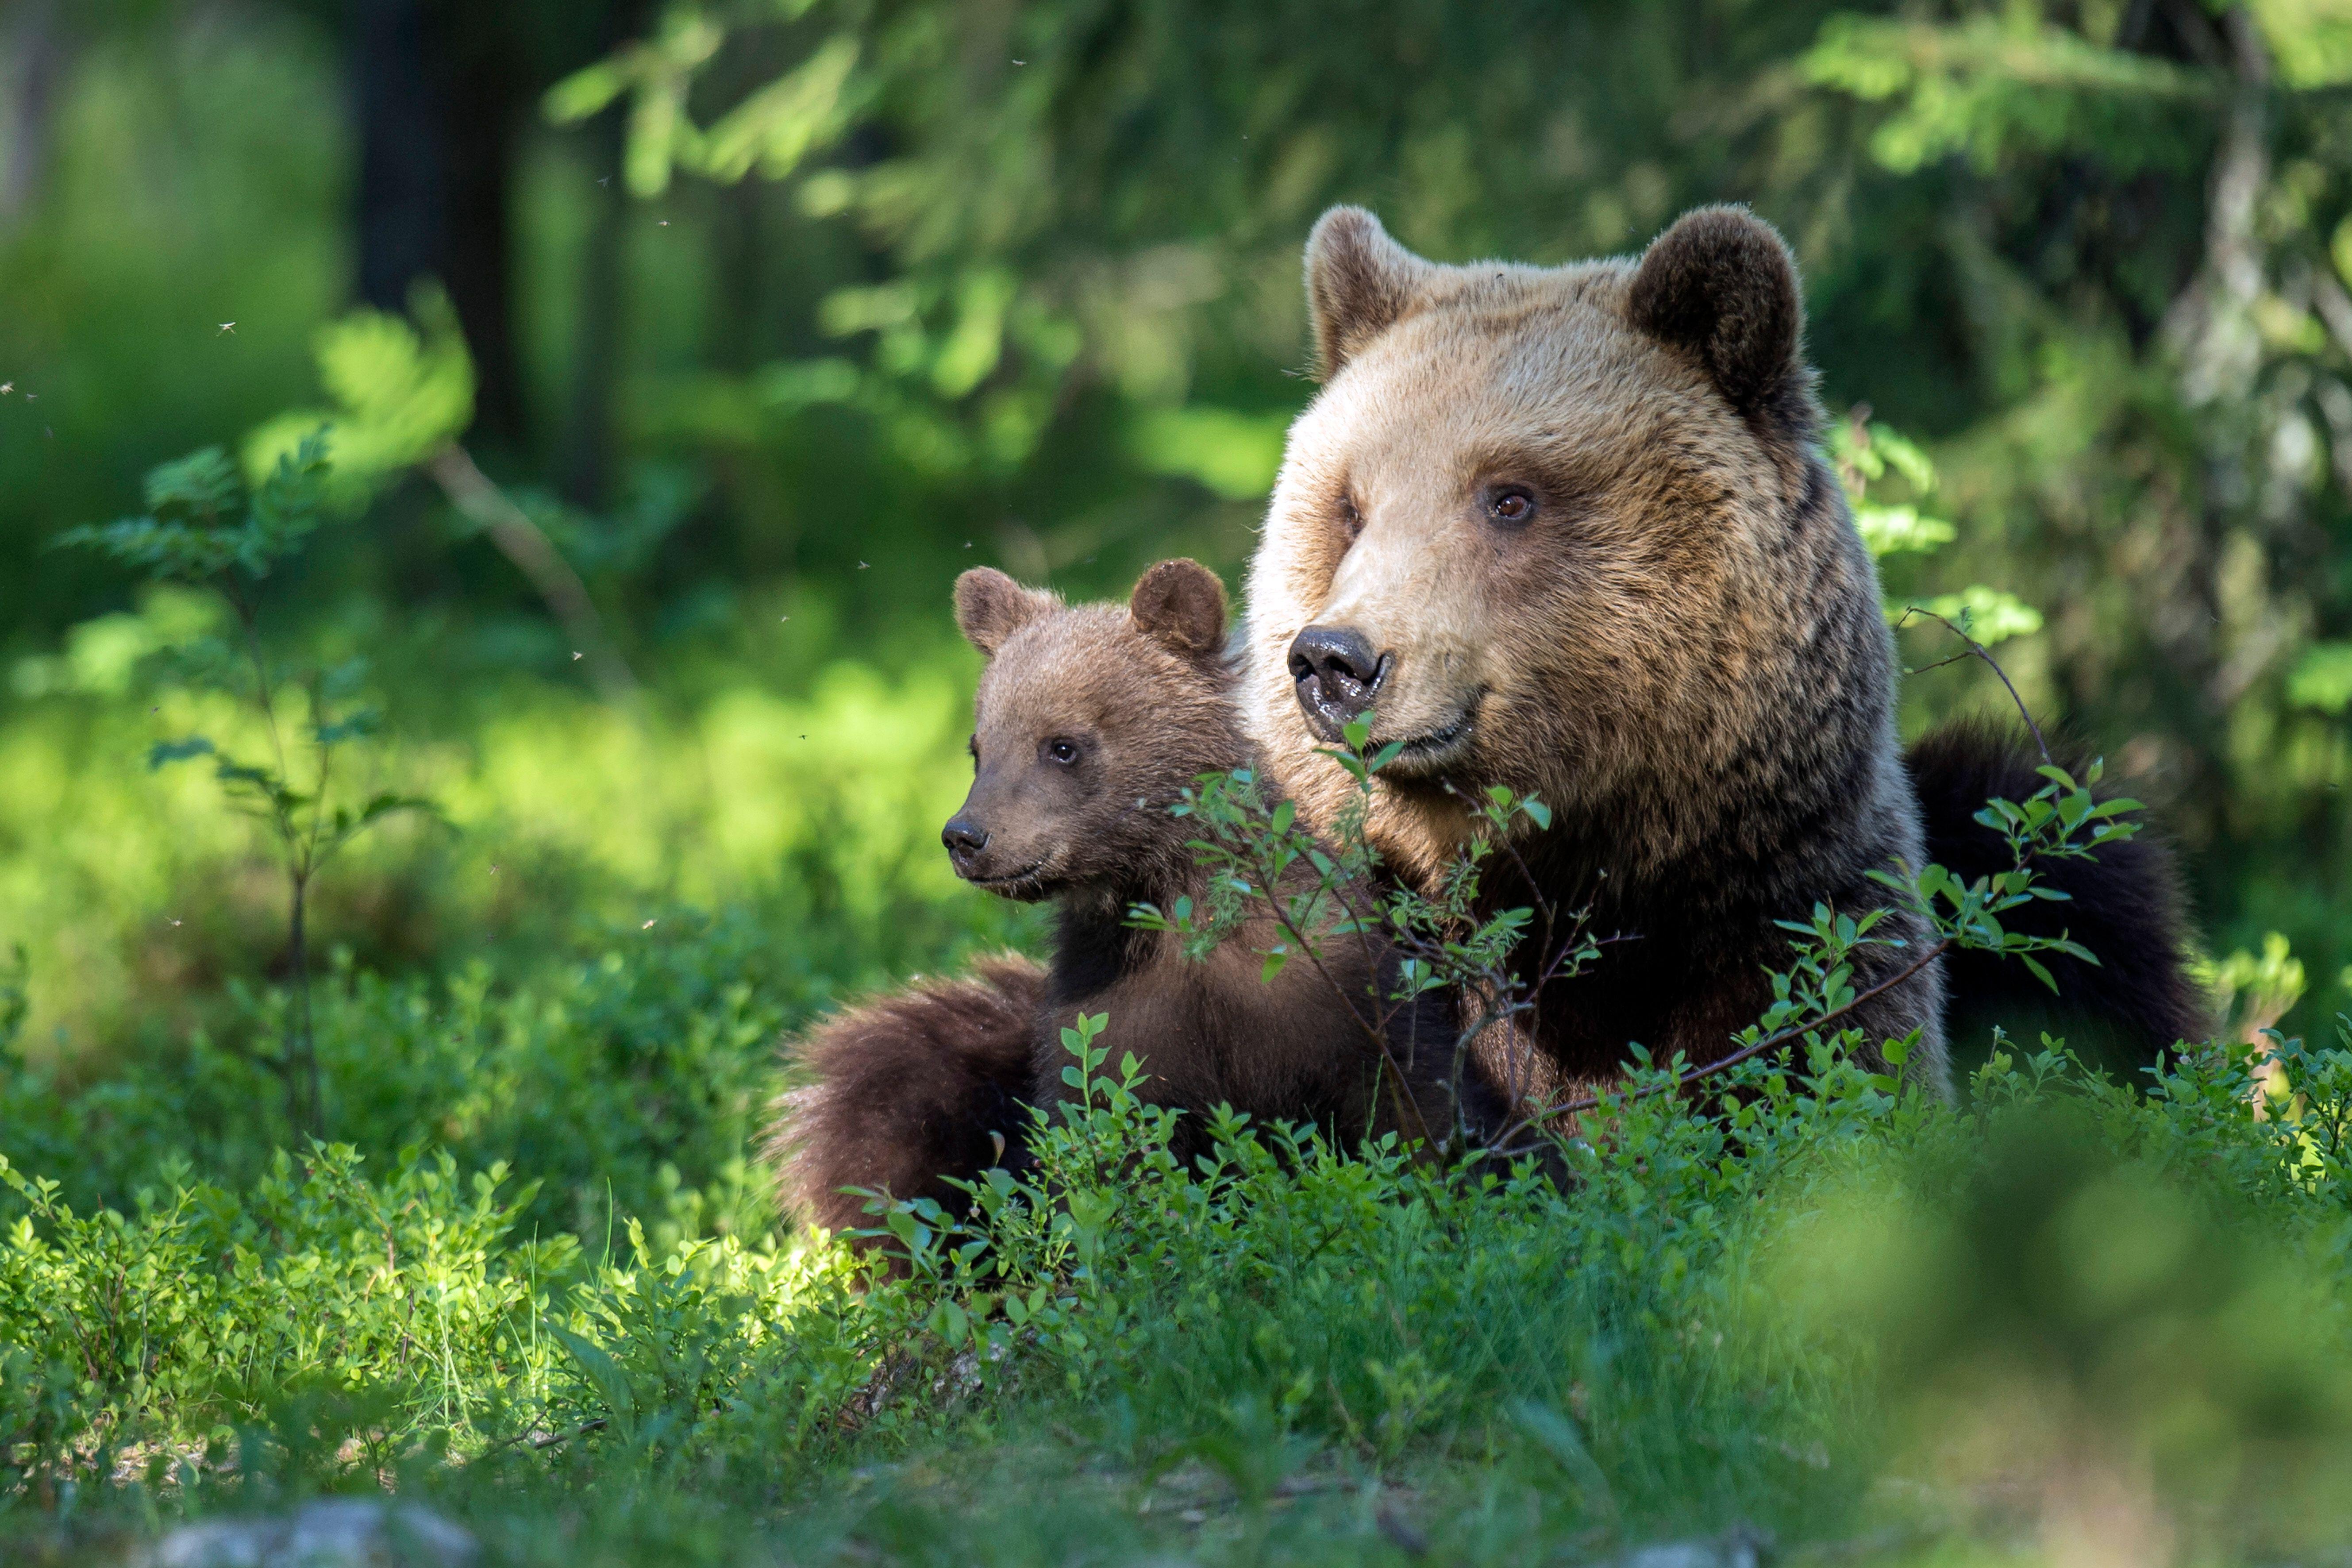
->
[942, 813, 990, 864]
[1288, 624, 1388, 739]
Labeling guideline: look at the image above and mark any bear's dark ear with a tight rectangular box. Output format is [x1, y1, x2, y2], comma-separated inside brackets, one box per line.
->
[1128, 559, 1227, 659]
[955, 567, 1055, 656]
[1305, 206, 1437, 378]
[1627, 205, 1804, 416]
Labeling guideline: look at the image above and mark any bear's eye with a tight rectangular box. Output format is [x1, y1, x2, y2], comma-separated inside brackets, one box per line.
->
[1338, 494, 1363, 541]
[1485, 485, 1536, 526]
[1043, 738, 1080, 766]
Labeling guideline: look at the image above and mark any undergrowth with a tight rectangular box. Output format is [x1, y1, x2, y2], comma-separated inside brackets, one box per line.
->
[7, 977, 2352, 1564]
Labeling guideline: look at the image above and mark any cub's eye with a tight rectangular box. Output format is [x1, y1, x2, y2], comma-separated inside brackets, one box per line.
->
[1044, 738, 1080, 766]
[1485, 485, 1536, 526]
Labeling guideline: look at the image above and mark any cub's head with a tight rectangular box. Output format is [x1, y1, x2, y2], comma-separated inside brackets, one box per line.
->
[943, 559, 1244, 901]
[1243, 204, 1882, 883]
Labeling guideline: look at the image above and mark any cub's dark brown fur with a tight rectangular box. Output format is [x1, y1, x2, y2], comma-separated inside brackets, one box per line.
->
[767, 953, 1045, 1242]
[947, 559, 1509, 1172]
[769, 562, 1513, 1252]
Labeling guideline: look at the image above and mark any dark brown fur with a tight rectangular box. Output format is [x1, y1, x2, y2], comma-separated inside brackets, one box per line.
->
[768, 952, 1046, 1241]
[770, 562, 1522, 1256]
[1909, 721, 2208, 1071]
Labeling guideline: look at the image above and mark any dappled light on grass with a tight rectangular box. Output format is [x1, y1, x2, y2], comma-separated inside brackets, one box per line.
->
[0, 654, 1004, 1064]
[16, 1011, 2352, 1564]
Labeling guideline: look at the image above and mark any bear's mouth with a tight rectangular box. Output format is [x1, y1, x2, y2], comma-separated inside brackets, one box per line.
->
[965, 859, 1051, 899]
[1377, 697, 1481, 776]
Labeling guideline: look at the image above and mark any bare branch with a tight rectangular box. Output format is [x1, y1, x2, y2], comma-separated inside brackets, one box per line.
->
[428, 445, 637, 702]
[1894, 606, 2052, 765]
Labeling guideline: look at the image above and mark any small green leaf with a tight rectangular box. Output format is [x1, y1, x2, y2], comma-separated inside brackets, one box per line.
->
[547, 1323, 637, 1438]
[147, 736, 217, 770]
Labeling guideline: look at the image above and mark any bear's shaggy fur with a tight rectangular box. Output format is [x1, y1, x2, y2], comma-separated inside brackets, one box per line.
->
[767, 953, 1046, 1243]
[770, 561, 1515, 1250]
[1909, 721, 2203, 1070]
[1243, 204, 2206, 1091]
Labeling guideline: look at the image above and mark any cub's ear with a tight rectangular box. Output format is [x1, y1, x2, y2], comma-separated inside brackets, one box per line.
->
[1128, 559, 1228, 659]
[955, 567, 1055, 656]
[1305, 205, 1437, 378]
[1627, 205, 1805, 416]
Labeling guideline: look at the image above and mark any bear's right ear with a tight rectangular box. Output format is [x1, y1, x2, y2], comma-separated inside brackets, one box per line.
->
[1305, 206, 1437, 379]
[1128, 559, 1227, 659]
[955, 568, 1055, 656]
[1627, 205, 1805, 417]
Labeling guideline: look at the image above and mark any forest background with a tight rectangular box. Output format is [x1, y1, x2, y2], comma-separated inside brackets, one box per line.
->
[10, 4, 2352, 1561]
[4, 0, 2351, 1235]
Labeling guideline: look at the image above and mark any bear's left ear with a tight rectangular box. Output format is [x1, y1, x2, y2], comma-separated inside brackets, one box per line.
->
[1627, 205, 1805, 417]
[955, 567, 1056, 656]
[1128, 559, 1228, 659]
[1305, 206, 1438, 379]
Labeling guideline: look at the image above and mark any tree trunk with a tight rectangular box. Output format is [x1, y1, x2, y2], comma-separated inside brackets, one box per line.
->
[560, 104, 627, 506]
[0, 0, 67, 230]
[441, 25, 528, 447]
[351, 0, 526, 448]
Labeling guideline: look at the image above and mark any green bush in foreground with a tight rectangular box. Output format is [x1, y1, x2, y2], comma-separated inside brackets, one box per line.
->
[7, 1000, 2352, 1564]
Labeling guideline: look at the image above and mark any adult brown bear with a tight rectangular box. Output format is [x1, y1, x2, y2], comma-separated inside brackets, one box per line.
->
[1240, 204, 2206, 1095]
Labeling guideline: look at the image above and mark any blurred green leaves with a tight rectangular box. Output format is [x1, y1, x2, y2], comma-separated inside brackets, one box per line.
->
[244, 293, 474, 507]
[1777, 1099, 2352, 1556]
[1831, 414, 2046, 649]
[2248, 0, 2352, 89]
[545, 21, 863, 197]
[57, 434, 329, 585]
[1128, 407, 1290, 501]
[1800, 13, 2210, 176]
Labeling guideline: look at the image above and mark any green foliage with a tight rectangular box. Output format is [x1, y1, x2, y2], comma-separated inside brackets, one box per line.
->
[243, 295, 475, 504]
[56, 437, 328, 586]
[15, 0, 2352, 1559]
[0, 1141, 574, 1491]
[14, 0, 2352, 1029]
[12, 956, 2352, 1561]
[1832, 414, 2044, 648]
[57, 435, 433, 1133]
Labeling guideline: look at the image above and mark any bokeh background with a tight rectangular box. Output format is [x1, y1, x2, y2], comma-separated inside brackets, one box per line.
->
[2, 0, 2348, 1102]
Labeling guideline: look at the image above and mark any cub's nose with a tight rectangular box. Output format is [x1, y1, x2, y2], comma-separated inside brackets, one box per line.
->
[1288, 624, 1388, 737]
[942, 816, 990, 859]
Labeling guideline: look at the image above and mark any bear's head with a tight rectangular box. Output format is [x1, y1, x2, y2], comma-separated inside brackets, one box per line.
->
[944, 559, 1244, 903]
[1242, 204, 1886, 886]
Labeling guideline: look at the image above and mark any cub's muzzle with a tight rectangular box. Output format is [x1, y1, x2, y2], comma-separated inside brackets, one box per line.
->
[941, 813, 990, 862]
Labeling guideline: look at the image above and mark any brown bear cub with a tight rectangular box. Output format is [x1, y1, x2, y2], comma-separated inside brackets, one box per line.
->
[772, 560, 1513, 1249]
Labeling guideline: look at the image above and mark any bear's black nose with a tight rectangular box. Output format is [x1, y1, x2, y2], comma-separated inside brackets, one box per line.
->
[942, 816, 990, 857]
[1288, 625, 1388, 738]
